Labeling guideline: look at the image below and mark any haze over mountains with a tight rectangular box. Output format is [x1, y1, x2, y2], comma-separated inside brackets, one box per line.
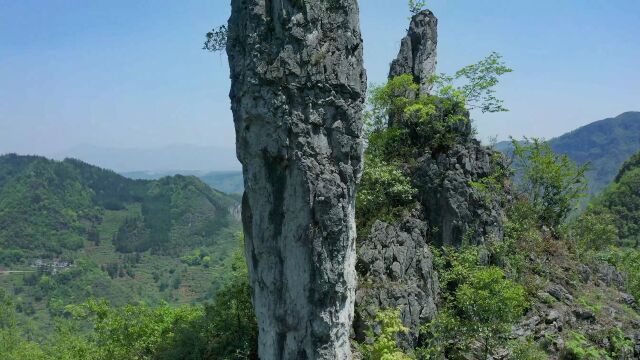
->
[53, 144, 241, 173]
[5, 111, 634, 197]
[496, 111, 640, 195]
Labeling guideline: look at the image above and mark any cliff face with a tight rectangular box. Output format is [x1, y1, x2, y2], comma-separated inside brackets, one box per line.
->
[355, 206, 439, 348]
[415, 141, 506, 248]
[226, 1, 366, 359]
[355, 9, 505, 346]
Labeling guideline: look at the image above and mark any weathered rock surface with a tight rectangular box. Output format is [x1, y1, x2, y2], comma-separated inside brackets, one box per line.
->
[414, 141, 506, 247]
[354, 9, 504, 346]
[512, 260, 640, 360]
[354, 206, 438, 348]
[389, 10, 438, 95]
[387, 10, 505, 248]
[226, 1, 366, 359]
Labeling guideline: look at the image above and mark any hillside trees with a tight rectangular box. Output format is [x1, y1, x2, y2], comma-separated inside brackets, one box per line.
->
[511, 138, 588, 230]
[420, 248, 528, 359]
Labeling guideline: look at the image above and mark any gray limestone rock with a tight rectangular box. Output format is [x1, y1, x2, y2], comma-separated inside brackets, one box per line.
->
[389, 10, 438, 95]
[354, 207, 438, 349]
[226, 1, 366, 359]
[414, 142, 507, 247]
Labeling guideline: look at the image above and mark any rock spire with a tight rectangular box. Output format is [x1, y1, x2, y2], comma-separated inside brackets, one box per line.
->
[226, 1, 366, 359]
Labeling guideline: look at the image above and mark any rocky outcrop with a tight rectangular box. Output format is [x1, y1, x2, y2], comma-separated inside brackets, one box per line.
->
[389, 10, 438, 95]
[226, 1, 366, 359]
[355, 9, 505, 347]
[355, 206, 438, 349]
[388, 10, 505, 247]
[512, 260, 640, 360]
[415, 141, 506, 247]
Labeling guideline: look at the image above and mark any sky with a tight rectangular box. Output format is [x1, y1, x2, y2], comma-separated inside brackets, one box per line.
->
[1, 0, 639, 160]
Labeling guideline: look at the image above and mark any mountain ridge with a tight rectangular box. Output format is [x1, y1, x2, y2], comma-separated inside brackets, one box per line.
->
[496, 111, 640, 194]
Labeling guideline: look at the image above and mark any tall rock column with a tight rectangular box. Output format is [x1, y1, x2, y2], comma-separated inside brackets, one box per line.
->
[226, 1, 366, 359]
[389, 10, 438, 95]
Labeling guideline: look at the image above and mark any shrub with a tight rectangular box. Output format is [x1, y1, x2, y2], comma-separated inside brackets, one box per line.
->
[357, 154, 417, 227]
[361, 308, 413, 360]
[511, 138, 588, 231]
[422, 249, 528, 359]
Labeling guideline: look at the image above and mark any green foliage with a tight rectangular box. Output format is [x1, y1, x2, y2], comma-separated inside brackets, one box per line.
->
[361, 308, 413, 360]
[357, 154, 417, 227]
[508, 337, 547, 360]
[430, 52, 512, 113]
[602, 247, 640, 301]
[0, 154, 243, 343]
[589, 152, 640, 245]
[511, 138, 588, 230]
[65, 299, 201, 360]
[203, 25, 227, 52]
[1, 245, 258, 360]
[566, 211, 618, 255]
[0, 289, 47, 360]
[366, 74, 471, 154]
[607, 327, 634, 358]
[423, 248, 528, 359]
[563, 331, 610, 360]
[408, 0, 427, 15]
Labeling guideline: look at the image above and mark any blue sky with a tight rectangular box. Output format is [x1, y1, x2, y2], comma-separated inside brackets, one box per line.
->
[1, 0, 638, 158]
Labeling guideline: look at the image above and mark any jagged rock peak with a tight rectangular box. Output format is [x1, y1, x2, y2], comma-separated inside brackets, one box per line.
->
[389, 9, 438, 94]
[226, 1, 366, 359]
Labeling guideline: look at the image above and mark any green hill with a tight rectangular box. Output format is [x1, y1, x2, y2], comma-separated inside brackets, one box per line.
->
[590, 151, 640, 245]
[122, 169, 244, 195]
[0, 154, 241, 337]
[496, 111, 640, 195]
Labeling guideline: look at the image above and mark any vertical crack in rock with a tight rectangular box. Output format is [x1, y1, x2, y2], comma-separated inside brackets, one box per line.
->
[226, 1, 366, 359]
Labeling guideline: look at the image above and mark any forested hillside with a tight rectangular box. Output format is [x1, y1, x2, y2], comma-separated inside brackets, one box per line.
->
[496, 112, 640, 195]
[0, 154, 241, 339]
[122, 170, 244, 195]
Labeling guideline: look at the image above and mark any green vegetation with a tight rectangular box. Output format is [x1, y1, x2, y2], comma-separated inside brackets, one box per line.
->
[496, 111, 640, 195]
[563, 331, 610, 360]
[421, 248, 528, 359]
[590, 151, 640, 246]
[0, 154, 242, 341]
[408, 0, 427, 15]
[361, 309, 413, 360]
[511, 138, 588, 230]
[0, 247, 257, 360]
[203, 25, 227, 52]
[357, 53, 511, 231]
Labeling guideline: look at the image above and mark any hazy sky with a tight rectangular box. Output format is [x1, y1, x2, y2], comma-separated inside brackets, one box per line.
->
[1, 0, 639, 157]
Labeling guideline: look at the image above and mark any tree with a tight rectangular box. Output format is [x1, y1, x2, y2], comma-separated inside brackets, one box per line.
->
[408, 0, 427, 15]
[364, 52, 512, 139]
[455, 267, 528, 359]
[203, 25, 227, 52]
[421, 249, 528, 359]
[362, 308, 413, 360]
[430, 52, 513, 113]
[511, 138, 588, 230]
[568, 211, 618, 255]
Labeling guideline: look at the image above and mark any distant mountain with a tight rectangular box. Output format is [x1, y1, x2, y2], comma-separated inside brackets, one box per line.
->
[496, 112, 640, 194]
[0, 154, 241, 336]
[122, 169, 244, 194]
[54, 144, 241, 172]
